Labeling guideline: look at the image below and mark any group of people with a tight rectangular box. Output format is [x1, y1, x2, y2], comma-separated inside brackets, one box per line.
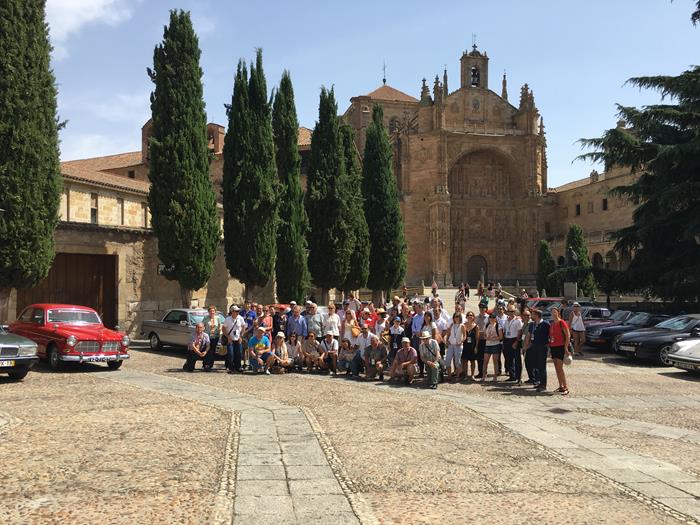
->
[183, 292, 578, 395]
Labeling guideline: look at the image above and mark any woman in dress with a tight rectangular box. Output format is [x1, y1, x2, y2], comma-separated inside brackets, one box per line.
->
[461, 311, 479, 380]
[340, 309, 360, 345]
[444, 312, 465, 382]
[549, 307, 571, 395]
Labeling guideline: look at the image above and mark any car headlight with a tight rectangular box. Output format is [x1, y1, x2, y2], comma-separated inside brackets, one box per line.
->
[121, 335, 130, 347]
[18, 345, 37, 357]
[590, 329, 602, 336]
[66, 335, 77, 347]
[670, 343, 681, 354]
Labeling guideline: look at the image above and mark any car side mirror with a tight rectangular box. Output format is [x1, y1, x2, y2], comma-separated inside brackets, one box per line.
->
[692, 327, 700, 336]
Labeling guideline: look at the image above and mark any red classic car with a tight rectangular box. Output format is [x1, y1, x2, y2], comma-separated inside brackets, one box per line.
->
[9, 304, 130, 371]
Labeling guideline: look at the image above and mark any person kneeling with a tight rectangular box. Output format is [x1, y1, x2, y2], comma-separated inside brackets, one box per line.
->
[364, 336, 388, 381]
[248, 327, 275, 375]
[183, 322, 210, 372]
[319, 331, 339, 375]
[390, 337, 417, 384]
[337, 338, 356, 375]
[301, 332, 322, 372]
[419, 330, 441, 389]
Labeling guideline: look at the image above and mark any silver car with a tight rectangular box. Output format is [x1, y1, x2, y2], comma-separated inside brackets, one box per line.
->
[141, 309, 225, 350]
[668, 339, 700, 373]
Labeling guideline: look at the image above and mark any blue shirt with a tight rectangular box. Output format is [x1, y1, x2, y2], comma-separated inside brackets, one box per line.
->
[530, 320, 550, 346]
[248, 335, 270, 354]
[242, 309, 257, 331]
[286, 314, 308, 338]
[411, 312, 424, 335]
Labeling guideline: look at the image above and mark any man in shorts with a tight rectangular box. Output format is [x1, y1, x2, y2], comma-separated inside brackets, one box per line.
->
[363, 336, 388, 381]
[319, 331, 339, 375]
[390, 337, 417, 384]
[248, 327, 275, 375]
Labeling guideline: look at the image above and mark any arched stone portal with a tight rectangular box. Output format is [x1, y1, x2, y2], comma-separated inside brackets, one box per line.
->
[466, 255, 488, 285]
[592, 253, 604, 269]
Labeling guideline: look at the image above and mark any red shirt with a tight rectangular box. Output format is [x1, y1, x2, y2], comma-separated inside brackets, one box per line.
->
[549, 320, 569, 347]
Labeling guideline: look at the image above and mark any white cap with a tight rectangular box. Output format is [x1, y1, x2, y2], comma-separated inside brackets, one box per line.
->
[401, 337, 410, 343]
[276, 331, 285, 338]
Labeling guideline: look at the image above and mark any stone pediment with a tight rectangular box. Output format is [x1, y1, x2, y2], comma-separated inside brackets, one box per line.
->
[443, 88, 517, 130]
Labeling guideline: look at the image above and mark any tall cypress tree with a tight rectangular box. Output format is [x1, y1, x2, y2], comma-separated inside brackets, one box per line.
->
[339, 124, 369, 294]
[222, 49, 278, 299]
[148, 10, 219, 306]
[0, 0, 61, 320]
[306, 87, 354, 302]
[536, 240, 556, 294]
[361, 104, 407, 302]
[565, 224, 596, 296]
[272, 71, 309, 303]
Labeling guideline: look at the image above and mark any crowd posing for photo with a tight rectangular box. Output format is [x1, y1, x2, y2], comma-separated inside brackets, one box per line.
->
[183, 289, 575, 394]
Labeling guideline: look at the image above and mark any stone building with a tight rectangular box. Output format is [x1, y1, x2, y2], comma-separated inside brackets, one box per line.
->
[5, 44, 637, 334]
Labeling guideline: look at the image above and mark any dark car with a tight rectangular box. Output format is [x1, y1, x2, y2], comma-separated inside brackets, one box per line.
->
[585, 309, 633, 330]
[0, 325, 39, 380]
[587, 312, 670, 350]
[614, 314, 700, 365]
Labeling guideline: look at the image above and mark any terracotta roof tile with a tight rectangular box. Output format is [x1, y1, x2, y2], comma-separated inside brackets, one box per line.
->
[62, 151, 142, 172]
[365, 84, 418, 103]
[61, 162, 150, 194]
[298, 126, 312, 149]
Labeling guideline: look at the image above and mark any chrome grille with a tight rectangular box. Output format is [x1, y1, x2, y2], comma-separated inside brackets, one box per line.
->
[0, 346, 18, 358]
[102, 341, 121, 352]
[75, 341, 99, 353]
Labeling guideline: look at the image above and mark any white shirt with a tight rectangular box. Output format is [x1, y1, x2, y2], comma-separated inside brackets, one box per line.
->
[447, 323, 463, 345]
[322, 313, 341, 336]
[374, 320, 387, 335]
[496, 314, 507, 329]
[320, 338, 339, 354]
[435, 316, 449, 333]
[504, 317, 523, 339]
[222, 315, 246, 341]
[433, 309, 450, 325]
[355, 332, 375, 351]
[347, 298, 362, 312]
[570, 312, 585, 331]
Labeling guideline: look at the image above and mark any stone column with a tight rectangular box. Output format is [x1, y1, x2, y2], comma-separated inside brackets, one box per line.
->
[428, 187, 452, 286]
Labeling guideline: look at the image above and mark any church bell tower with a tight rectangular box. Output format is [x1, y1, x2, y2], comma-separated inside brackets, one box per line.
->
[460, 43, 489, 89]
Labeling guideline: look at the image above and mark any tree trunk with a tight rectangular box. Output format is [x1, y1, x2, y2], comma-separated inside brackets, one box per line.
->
[0, 287, 11, 325]
[245, 283, 255, 303]
[179, 285, 193, 308]
[371, 289, 384, 306]
[319, 288, 330, 306]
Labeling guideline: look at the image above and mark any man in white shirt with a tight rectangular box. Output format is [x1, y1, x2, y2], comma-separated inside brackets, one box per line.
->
[222, 305, 247, 374]
[503, 307, 523, 382]
[319, 331, 340, 375]
[346, 292, 362, 313]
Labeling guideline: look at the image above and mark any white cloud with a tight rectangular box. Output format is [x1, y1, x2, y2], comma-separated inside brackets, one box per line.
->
[59, 131, 140, 161]
[89, 91, 151, 123]
[46, 0, 135, 59]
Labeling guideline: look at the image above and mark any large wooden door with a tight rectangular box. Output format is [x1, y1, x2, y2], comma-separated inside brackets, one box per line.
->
[466, 255, 487, 285]
[16, 253, 117, 328]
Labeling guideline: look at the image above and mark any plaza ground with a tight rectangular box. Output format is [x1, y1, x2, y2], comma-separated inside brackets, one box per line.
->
[1, 329, 699, 524]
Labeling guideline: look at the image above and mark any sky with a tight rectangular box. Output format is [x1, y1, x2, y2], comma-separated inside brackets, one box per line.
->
[47, 0, 700, 187]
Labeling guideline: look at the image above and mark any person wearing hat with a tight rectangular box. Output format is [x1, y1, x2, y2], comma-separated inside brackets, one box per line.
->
[363, 335, 388, 381]
[222, 305, 246, 374]
[320, 331, 340, 375]
[503, 307, 523, 382]
[418, 330, 441, 389]
[390, 337, 417, 384]
[248, 326, 275, 375]
[482, 313, 504, 382]
[474, 303, 490, 379]
[388, 316, 405, 367]
[389, 296, 402, 319]
[272, 332, 290, 372]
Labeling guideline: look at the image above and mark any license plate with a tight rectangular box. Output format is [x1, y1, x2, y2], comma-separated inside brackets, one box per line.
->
[0, 360, 15, 367]
[84, 355, 116, 362]
[619, 345, 635, 353]
[676, 362, 698, 370]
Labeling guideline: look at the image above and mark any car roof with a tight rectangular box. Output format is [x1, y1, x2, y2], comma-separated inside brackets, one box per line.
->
[22, 303, 98, 311]
[167, 308, 221, 314]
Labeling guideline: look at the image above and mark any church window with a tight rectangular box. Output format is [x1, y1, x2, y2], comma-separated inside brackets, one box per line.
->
[362, 106, 370, 113]
[602, 198, 608, 211]
[544, 221, 551, 234]
[118, 198, 124, 225]
[128, 170, 135, 179]
[90, 193, 98, 224]
[587, 201, 594, 213]
[575, 204, 581, 216]
[141, 202, 148, 228]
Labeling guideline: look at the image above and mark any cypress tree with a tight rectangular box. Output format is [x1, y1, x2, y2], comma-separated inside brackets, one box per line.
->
[565, 224, 596, 296]
[272, 71, 309, 303]
[361, 104, 407, 303]
[536, 240, 556, 294]
[339, 124, 369, 294]
[305, 87, 354, 302]
[0, 0, 61, 319]
[148, 10, 219, 307]
[222, 49, 278, 300]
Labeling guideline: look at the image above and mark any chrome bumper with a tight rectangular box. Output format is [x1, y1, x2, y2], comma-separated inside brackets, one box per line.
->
[60, 353, 130, 362]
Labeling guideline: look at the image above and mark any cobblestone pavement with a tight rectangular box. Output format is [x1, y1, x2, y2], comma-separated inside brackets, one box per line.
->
[1, 342, 698, 524]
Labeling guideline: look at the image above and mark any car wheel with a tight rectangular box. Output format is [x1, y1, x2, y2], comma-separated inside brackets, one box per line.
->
[8, 368, 29, 380]
[48, 345, 62, 371]
[149, 333, 162, 351]
[657, 345, 674, 367]
[107, 360, 123, 370]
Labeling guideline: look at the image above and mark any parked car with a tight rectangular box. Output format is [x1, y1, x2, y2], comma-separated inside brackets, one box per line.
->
[0, 325, 39, 380]
[587, 312, 670, 350]
[614, 314, 700, 365]
[543, 304, 610, 321]
[667, 339, 700, 373]
[141, 309, 226, 355]
[9, 304, 130, 371]
[585, 309, 633, 330]
[526, 297, 563, 311]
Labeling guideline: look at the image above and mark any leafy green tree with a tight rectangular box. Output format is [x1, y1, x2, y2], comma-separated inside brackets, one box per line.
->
[222, 49, 278, 300]
[536, 240, 556, 294]
[147, 10, 219, 307]
[565, 224, 596, 296]
[339, 124, 369, 295]
[272, 71, 309, 303]
[0, 0, 62, 320]
[361, 105, 407, 303]
[305, 87, 354, 303]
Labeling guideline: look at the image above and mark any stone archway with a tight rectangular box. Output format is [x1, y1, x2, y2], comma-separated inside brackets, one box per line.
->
[592, 253, 604, 269]
[466, 255, 488, 285]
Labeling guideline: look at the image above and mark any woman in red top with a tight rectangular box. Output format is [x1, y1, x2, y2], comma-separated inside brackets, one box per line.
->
[548, 307, 571, 395]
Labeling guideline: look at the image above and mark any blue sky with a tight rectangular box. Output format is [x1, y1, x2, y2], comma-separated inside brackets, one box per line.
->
[47, 0, 699, 186]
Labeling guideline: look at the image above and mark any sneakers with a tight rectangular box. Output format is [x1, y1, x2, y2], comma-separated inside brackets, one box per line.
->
[264, 368, 271, 375]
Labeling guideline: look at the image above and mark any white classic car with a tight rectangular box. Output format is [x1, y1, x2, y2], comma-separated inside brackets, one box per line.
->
[668, 339, 700, 373]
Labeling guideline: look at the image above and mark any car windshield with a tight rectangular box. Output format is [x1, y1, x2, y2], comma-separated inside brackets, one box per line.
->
[47, 309, 101, 324]
[609, 310, 629, 322]
[189, 311, 224, 325]
[655, 316, 696, 331]
[627, 313, 650, 326]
